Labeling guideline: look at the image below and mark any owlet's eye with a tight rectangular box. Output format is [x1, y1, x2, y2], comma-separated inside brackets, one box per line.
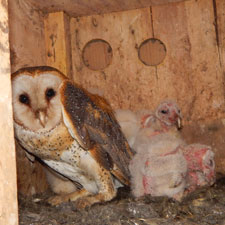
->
[45, 88, 56, 100]
[161, 109, 168, 114]
[19, 94, 30, 105]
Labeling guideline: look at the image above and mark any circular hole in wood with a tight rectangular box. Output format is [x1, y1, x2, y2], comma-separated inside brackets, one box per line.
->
[138, 38, 166, 66]
[82, 39, 113, 71]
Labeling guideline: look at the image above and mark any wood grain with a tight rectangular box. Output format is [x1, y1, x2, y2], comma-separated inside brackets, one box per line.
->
[70, 0, 225, 172]
[71, 0, 224, 121]
[71, 8, 156, 110]
[0, 1, 18, 224]
[8, 0, 46, 73]
[152, 0, 224, 122]
[29, 0, 189, 17]
[44, 12, 72, 77]
[216, 0, 225, 77]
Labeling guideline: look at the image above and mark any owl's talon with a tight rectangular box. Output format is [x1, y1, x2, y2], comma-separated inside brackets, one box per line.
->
[47, 195, 65, 206]
[74, 198, 92, 209]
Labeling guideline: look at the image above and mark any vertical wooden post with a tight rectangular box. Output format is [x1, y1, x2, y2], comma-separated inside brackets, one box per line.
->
[216, 0, 225, 75]
[44, 12, 72, 78]
[0, 0, 18, 224]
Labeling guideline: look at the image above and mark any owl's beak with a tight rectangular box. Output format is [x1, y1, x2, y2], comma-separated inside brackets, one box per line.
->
[36, 110, 47, 128]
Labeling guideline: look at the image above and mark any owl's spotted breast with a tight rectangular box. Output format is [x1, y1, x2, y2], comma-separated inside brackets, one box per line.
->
[14, 122, 78, 160]
[15, 120, 104, 194]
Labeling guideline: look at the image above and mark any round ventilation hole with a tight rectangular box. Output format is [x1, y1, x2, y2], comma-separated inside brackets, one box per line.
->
[82, 39, 113, 71]
[138, 38, 166, 66]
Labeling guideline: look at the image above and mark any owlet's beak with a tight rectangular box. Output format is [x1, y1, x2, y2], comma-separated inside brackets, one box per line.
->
[36, 110, 47, 128]
[176, 116, 182, 130]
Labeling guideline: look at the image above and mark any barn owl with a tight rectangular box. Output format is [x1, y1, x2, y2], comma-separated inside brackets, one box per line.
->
[12, 66, 133, 208]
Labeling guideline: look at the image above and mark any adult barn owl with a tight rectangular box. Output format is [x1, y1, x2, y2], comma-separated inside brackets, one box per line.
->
[12, 66, 133, 208]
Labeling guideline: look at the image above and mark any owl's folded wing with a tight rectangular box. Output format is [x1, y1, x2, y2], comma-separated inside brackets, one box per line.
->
[59, 80, 133, 184]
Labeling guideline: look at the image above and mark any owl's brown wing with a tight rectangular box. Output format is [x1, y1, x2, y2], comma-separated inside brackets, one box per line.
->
[60, 80, 133, 184]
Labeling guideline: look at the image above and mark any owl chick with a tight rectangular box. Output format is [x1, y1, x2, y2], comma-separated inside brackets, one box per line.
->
[129, 134, 187, 200]
[132, 100, 182, 154]
[44, 166, 78, 195]
[115, 109, 140, 148]
[12, 66, 133, 208]
[137, 100, 182, 140]
[129, 101, 187, 200]
[181, 144, 215, 193]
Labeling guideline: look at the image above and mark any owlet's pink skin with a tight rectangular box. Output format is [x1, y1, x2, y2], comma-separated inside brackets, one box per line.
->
[129, 133, 187, 201]
[182, 144, 215, 193]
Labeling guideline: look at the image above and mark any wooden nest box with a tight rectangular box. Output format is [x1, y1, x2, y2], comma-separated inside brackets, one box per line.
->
[0, 0, 224, 224]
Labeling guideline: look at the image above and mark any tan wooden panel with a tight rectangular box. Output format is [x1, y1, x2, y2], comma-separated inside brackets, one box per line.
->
[30, 0, 189, 17]
[71, 8, 157, 110]
[0, 1, 18, 224]
[70, 0, 225, 173]
[8, 0, 46, 73]
[44, 12, 72, 77]
[216, 0, 225, 76]
[152, 0, 224, 122]
[71, 0, 224, 118]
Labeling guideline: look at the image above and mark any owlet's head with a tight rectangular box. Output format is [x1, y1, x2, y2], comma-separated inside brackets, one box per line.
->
[155, 100, 182, 129]
[12, 66, 67, 132]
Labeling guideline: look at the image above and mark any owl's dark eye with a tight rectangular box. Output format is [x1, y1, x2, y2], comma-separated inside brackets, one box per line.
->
[161, 109, 168, 114]
[19, 94, 30, 105]
[45, 88, 56, 100]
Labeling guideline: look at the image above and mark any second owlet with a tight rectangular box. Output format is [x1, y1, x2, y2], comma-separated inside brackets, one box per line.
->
[12, 66, 133, 208]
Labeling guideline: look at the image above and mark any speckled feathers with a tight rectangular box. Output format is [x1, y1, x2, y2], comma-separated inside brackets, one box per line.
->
[60, 80, 133, 179]
[12, 66, 132, 206]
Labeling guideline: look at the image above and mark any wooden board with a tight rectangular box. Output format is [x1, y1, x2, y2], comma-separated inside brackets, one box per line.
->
[216, 0, 225, 76]
[29, 0, 189, 17]
[15, 142, 49, 196]
[71, 0, 224, 122]
[0, 1, 18, 224]
[152, 0, 224, 122]
[8, 0, 46, 73]
[71, 8, 156, 110]
[44, 12, 72, 77]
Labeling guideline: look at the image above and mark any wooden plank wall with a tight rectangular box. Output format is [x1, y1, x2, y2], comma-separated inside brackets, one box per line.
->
[8, 0, 46, 73]
[29, 0, 189, 18]
[0, 0, 18, 224]
[70, 0, 225, 173]
[216, 0, 225, 75]
[70, 0, 224, 123]
[44, 12, 72, 77]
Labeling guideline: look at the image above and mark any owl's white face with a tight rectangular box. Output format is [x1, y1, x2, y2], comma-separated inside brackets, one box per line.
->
[12, 69, 66, 132]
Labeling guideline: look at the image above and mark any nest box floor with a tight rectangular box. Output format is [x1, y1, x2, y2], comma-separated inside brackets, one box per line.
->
[18, 176, 225, 225]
